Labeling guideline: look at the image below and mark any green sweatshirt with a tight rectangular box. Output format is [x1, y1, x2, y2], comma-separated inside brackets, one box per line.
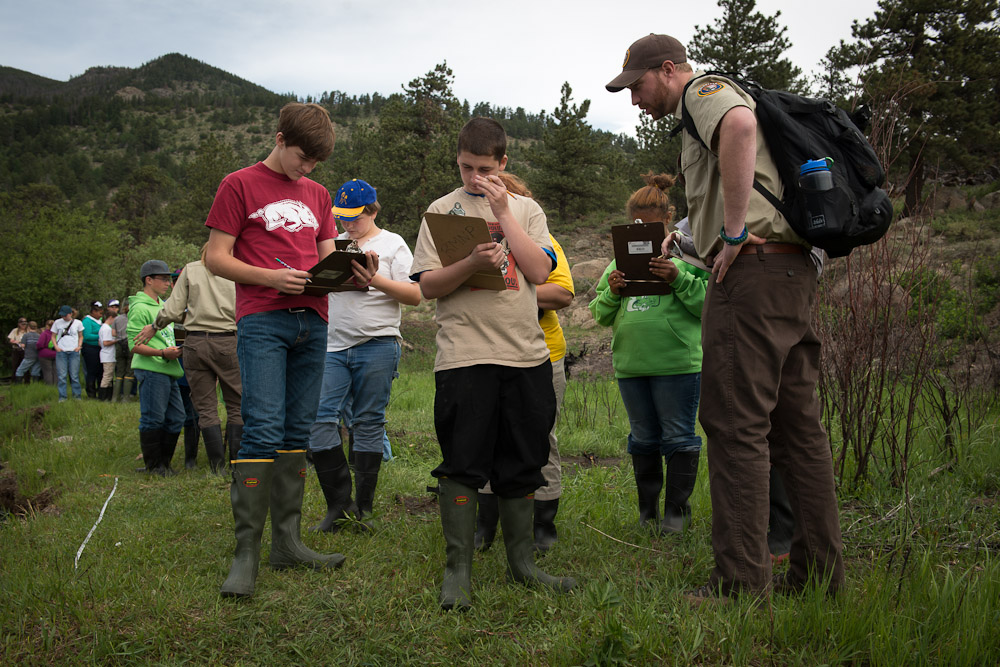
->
[127, 290, 183, 378]
[588, 259, 709, 378]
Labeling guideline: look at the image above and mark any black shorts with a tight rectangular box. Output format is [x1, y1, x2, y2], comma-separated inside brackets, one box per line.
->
[431, 361, 556, 497]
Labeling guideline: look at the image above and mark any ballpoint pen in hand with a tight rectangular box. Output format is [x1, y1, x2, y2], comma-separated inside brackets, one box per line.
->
[275, 257, 312, 283]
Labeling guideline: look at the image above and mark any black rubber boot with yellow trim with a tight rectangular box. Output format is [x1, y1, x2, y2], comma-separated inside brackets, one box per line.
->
[438, 477, 477, 611]
[499, 495, 575, 593]
[220, 459, 273, 598]
[268, 450, 346, 570]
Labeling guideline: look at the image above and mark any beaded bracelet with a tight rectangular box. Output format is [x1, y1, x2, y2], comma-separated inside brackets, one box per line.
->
[719, 225, 748, 246]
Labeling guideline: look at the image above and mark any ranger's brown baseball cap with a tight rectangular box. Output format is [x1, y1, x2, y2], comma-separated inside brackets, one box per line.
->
[606, 34, 687, 92]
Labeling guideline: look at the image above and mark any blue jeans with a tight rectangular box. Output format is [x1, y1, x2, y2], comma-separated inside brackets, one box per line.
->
[310, 336, 400, 455]
[55, 350, 82, 399]
[341, 396, 395, 461]
[134, 369, 185, 433]
[238, 309, 327, 458]
[617, 373, 702, 458]
[16, 357, 42, 379]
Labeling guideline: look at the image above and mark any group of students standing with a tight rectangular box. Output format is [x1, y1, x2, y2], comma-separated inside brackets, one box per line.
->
[9, 300, 134, 402]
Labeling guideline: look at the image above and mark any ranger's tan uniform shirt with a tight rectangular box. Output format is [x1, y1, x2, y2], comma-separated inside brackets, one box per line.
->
[154, 261, 237, 333]
[677, 72, 806, 259]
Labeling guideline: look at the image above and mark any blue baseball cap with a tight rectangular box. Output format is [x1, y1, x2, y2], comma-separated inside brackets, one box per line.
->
[331, 179, 377, 221]
[58, 305, 73, 317]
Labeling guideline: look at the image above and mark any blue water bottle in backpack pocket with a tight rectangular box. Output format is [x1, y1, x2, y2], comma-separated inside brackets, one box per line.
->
[799, 158, 837, 234]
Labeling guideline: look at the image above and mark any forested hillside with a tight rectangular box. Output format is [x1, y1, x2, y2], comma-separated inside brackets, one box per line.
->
[1, 0, 997, 355]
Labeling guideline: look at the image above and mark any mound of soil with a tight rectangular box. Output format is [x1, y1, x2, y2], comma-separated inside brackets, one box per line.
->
[0, 464, 57, 518]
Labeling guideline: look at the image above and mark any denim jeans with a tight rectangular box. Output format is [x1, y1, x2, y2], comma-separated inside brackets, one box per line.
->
[133, 368, 185, 433]
[310, 336, 400, 455]
[617, 372, 702, 458]
[55, 350, 82, 399]
[16, 357, 42, 379]
[237, 309, 327, 458]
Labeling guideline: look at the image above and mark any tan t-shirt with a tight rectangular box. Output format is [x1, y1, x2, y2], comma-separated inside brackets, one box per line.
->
[411, 187, 553, 372]
[676, 72, 805, 259]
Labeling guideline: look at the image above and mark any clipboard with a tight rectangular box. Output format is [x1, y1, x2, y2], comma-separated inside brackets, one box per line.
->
[424, 212, 506, 291]
[611, 221, 671, 296]
[298, 248, 369, 296]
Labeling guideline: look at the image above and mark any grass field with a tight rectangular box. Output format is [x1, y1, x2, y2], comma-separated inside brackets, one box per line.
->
[1, 328, 999, 665]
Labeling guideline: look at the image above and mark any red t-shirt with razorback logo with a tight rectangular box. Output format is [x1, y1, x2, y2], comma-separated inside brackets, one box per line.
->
[206, 162, 337, 322]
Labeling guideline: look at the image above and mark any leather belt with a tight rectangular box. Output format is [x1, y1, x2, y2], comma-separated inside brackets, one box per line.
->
[184, 330, 236, 337]
[738, 243, 807, 256]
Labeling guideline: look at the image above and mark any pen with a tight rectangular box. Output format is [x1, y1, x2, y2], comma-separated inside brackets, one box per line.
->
[275, 257, 312, 283]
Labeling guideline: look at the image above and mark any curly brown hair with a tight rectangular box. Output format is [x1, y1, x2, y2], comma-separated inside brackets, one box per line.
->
[625, 171, 676, 221]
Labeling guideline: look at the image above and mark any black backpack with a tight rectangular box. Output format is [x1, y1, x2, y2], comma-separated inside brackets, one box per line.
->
[672, 72, 893, 258]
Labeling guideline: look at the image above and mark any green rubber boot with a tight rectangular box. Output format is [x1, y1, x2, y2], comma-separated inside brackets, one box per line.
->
[499, 495, 575, 593]
[111, 378, 122, 403]
[268, 450, 346, 570]
[220, 459, 273, 598]
[438, 478, 477, 611]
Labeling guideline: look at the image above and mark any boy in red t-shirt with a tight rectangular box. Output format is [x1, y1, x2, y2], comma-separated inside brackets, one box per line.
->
[205, 102, 376, 599]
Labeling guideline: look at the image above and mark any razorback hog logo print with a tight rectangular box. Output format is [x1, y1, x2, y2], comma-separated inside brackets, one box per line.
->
[249, 199, 320, 233]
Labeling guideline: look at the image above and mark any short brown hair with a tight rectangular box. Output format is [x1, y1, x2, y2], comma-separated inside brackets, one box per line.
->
[277, 102, 336, 161]
[457, 117, 506, 162]
[625, 171, 676, 221]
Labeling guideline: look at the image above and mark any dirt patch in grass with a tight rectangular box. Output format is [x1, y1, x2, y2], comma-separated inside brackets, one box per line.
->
[563, 453, 623, 473]
[393, 492, 439, 516]
[0, 464, 58, 518]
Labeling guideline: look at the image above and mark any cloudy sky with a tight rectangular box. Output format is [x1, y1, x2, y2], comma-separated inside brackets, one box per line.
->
[1, 0, 882, 136]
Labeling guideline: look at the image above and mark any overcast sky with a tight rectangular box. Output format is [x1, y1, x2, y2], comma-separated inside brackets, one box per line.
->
[0, 0, 881, 136]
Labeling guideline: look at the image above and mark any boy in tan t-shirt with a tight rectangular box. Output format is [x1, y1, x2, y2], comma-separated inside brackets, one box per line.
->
[410, 117, 575, 611]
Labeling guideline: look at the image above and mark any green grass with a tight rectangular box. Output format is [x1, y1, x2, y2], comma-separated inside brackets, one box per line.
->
[2, 360, 999, 665]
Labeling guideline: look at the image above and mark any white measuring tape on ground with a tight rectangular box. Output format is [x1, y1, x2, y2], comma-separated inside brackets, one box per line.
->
[74, 476, 119, 570]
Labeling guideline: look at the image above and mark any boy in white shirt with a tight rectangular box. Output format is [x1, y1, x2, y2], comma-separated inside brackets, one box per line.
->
[98, 314, 117, 401]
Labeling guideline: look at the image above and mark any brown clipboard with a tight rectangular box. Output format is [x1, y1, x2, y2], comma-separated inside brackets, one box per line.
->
[611, 221, 671, 296]
[299, 248, 369, 296]
[424, 212, 506, 291]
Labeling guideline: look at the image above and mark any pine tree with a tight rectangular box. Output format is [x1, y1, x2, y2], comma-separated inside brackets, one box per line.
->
[527, 82, 618, 223]
[835, 0, 1000, 215]
[687, 0, 805, 92]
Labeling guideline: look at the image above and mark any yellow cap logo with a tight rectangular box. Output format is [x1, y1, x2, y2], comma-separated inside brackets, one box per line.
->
[622, 49, 631, 69]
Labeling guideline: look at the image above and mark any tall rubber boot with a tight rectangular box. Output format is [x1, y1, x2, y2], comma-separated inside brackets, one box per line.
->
[184, 426, 200, 469]
[121, 378, 134, 403]
[111, 378, 122, 403]
[498, 495, 575, 593]
[353, 451, 382, 532]
[632, 453, 663, 530]
[221, 459, 274, 598]
[660, 450, 700, 534]
[160, 431, 180, 476]
[202, 425, 226, 474]
[311, 446, 357, 533]
[268, 450, 346, 571]
[474, 492, 499, 551]
[225, 422, 244, 465]
[137, 429, 163, 474]
[438, 477, 477, 611]
[533, 498, 559, 554]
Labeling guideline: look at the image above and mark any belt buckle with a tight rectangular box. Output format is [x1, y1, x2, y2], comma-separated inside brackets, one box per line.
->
[287, 308, 306, 313]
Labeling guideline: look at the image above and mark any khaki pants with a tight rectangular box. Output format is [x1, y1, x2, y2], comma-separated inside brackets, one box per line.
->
[181, 332, 242, 429]
[700, 250, 844, 595]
